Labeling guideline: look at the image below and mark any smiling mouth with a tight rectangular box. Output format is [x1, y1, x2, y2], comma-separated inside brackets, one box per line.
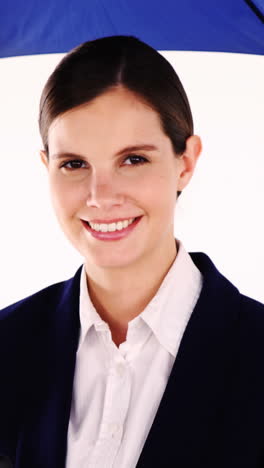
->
[84, 217, 141, 233]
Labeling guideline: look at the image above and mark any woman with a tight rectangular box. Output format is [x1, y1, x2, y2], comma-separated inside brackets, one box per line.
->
[0, 35, 264, 468]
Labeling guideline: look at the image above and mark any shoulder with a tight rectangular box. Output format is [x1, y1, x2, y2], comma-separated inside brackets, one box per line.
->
[0, 279, 68, 364]
[191, 250, 264, 382]
[0, 279, 66, 322]
[0, 265, 82, 390]
[238, 293, 264, 344]
[240, 292, 264, 313]
[0, 264, 83, 324]
[190, 249, 264, 323]
[0, 277, 79, 455]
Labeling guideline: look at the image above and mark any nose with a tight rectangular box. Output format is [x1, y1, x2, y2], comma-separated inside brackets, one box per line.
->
[85, 170, 125, 209]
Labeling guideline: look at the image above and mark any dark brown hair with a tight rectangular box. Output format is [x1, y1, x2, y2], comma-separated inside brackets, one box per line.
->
[39, 35, 194, 197]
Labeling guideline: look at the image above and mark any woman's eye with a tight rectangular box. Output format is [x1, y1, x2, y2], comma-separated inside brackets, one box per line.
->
[123, 155, 148, 165]
[61, 160, 86, 170]
[60, 155, 148, 170]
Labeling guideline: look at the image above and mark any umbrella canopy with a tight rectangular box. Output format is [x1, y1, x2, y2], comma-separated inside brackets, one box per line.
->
[0, 0, 263, 58]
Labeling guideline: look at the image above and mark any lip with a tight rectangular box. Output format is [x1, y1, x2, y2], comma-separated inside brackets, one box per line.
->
[81, 216, 142, 241]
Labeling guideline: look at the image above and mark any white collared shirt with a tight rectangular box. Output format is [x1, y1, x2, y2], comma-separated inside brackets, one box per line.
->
[66, 239, 203, 468]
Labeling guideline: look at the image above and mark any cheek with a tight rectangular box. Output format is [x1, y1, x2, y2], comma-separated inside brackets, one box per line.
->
[49, 178, 84, 217]
[141, 173, 177, 210]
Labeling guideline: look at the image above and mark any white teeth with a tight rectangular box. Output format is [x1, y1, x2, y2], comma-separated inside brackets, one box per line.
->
[100, 224, 108, 232]
[108, 223, 116, 232]
[89, 218, 136, 232]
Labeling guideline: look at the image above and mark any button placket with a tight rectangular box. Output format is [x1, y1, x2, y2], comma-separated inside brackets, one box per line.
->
[115, 361, 126, 378]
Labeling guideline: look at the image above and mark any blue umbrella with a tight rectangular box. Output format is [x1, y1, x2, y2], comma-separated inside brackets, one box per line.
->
[0, 0, 263, 58]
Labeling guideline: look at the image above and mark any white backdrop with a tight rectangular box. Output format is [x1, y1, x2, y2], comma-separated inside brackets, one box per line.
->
[0, 51, 263, 308]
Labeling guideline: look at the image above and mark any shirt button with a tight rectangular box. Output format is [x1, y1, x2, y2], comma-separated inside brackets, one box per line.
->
[109, 422, 121, 438]
[116, 362, 126, 377]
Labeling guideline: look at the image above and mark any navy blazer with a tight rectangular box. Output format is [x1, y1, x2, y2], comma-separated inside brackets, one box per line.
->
[1, 251, 264, 468]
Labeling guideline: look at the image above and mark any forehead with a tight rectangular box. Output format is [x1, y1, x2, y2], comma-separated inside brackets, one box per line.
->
[48, 87, 167, 153]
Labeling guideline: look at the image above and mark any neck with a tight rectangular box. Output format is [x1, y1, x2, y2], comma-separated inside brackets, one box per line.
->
[84, 238, 178, 345]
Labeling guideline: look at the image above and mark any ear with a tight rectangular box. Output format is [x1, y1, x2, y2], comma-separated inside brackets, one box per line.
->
[40, 150, 49, 169]
[177, 135, 202, 191]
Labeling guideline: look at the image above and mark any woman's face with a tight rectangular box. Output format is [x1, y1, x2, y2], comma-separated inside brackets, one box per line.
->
[41, 87, 201, 270]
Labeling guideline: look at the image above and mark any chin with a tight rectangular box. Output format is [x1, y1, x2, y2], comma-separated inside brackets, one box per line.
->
[82, 246, 146, 270]
[86, 254, 139, 270]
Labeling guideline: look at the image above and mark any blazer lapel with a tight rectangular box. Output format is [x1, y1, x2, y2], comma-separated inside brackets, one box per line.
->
[136, 252, 241, 467]
[16, 266, 82, 468]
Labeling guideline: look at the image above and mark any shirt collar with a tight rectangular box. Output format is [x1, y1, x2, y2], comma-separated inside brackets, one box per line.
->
[78, 238, 203, 355]
[139, 238, 203, 356]
[78, 265, 105, 348]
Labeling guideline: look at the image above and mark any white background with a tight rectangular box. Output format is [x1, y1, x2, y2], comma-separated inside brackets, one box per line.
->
[0, 51, 263, 307]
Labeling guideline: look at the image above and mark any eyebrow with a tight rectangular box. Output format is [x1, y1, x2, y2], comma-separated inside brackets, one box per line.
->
[50, 144, 159, 160]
